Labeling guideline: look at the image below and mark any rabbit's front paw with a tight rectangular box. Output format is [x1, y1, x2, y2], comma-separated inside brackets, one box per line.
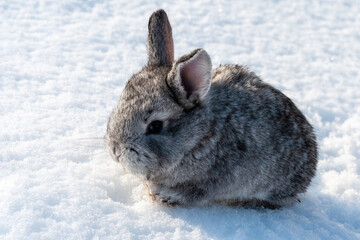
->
[153, 193, 180, 206]
[148, 184, 182, 206]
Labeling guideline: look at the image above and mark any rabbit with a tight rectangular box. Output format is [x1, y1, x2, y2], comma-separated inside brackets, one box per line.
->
[105, 9, 318, 209]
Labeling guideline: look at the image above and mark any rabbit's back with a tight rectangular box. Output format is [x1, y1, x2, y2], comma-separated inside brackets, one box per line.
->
[209, 64, 317, 205]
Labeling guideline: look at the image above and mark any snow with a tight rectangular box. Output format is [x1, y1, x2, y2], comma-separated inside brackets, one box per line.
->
[1, 0, 360, 239]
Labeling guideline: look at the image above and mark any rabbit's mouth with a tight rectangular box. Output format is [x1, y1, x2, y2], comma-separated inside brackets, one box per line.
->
[108, 138, 171, 179]
[129, 147, 139, 155]
[117, 146, 153, 176]
[106, 137, 143, 163]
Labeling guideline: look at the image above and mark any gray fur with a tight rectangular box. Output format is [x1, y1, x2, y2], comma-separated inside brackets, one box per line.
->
[106, 9, 318, 209]
[147, 9, 174, 66]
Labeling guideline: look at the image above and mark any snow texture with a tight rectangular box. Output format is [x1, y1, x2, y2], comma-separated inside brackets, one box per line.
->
[1, 0, 360, 239]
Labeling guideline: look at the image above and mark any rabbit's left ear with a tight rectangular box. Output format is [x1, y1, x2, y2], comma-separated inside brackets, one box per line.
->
[147, 9, 174, 66]
[167, 49, 212, 109]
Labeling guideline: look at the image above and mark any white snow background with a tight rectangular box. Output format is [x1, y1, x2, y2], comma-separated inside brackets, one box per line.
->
[1, 0, 360, 239]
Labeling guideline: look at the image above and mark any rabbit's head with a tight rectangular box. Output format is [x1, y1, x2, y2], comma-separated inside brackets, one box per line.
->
[106, 10, 213, 179]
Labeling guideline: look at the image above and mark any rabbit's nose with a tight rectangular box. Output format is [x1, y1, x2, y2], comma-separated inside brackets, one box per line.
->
[111, 140, 123, 158]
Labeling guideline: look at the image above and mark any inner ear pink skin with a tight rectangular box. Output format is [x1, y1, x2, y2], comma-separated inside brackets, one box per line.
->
[164, 23, 174, 63]
[180, 57, 204, 97]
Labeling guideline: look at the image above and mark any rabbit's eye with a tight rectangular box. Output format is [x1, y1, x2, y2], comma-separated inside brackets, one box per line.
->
[146, 120, 163, 134]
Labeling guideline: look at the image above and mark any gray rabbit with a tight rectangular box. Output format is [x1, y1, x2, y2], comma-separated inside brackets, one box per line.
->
[106, 9, 317, 209]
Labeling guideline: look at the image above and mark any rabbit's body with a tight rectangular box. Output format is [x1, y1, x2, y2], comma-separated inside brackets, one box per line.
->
[106, 10, 317, 208]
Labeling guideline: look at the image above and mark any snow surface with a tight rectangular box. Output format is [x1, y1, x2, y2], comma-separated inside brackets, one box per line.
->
[1, 0, 360, 239]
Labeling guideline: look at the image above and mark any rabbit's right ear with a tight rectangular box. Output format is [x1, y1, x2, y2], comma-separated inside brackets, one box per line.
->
[167, 49, 212, 110]
[147, 9, 174, 67]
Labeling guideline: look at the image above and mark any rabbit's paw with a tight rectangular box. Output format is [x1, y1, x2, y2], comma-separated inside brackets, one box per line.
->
[153, 193, 180, 206]
[149, 185, 182, 206]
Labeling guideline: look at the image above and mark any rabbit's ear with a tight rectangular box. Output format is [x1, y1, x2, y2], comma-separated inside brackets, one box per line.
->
[147, 9, 174, 66]
[167, 49, 212, 109]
